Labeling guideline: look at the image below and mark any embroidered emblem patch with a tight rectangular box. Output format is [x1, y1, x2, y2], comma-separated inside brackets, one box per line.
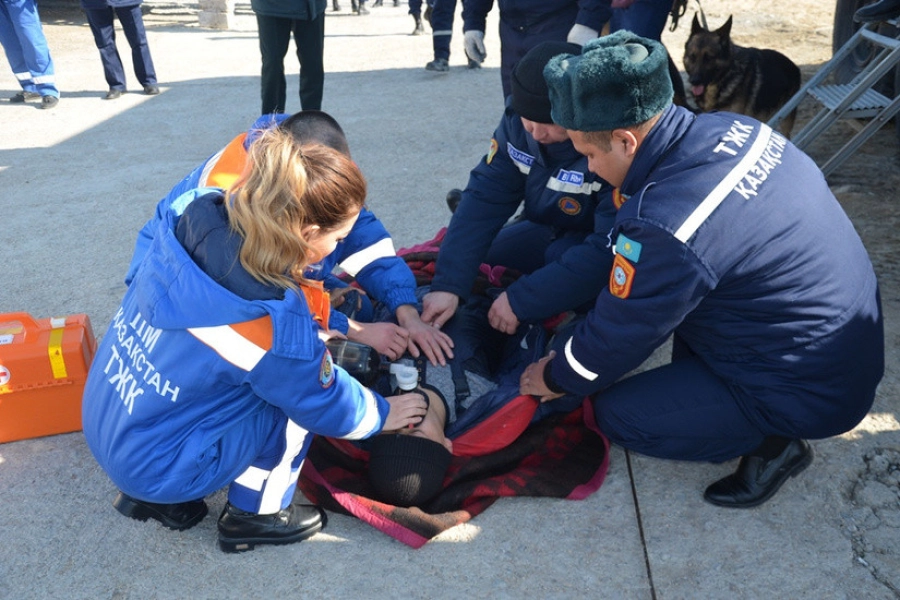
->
[616, 233, 642, 263]
[487, 138, 498, 164]
[609, 254, 636, 299]
[558, 196, 582, 215]
[320, 350, 335, 388]
[612, 188, 628, 209]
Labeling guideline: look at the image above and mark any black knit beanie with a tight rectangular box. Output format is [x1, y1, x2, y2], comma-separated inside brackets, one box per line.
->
[510, 41, 583, 124]
[368, 434, 452, 508]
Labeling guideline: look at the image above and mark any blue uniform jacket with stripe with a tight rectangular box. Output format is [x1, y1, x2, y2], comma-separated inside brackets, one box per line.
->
[431, 100, 616, 321]
[551, 105, 884, 439]
[82, 189, 390, 502]
[125, 115, 418, 335]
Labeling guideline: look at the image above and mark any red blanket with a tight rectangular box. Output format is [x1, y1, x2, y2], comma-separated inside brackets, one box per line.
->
[298, 399, 609, 548]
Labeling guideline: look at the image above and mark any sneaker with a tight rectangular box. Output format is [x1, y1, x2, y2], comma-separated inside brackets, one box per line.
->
[217, 502, 327, 553]
[143, 85, 160, 95]
[11, 91, 40, 103]
[112, 491, 208, 530]
[425, 58, 449, 72]
[40, 95, 59, 109]
[105, 89, 123, 100]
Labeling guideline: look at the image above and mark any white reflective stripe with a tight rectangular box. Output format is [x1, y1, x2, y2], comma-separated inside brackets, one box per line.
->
[546, 178, 604, 194]
[512, 161, 531, 176]
[564, 336, 599, 381]
[343, 387, 381, 440]
[233, 465, 268, 491]
[14, 71, 30, 81]
[433, 29, 452, 35]
[197, 148, 225, 187]
[339, 237, 396, 277]
[258, 420, 308, 514]
[187, 325, 266, 372]
[32, 75, 54, 84]
[674, 124, 774, 243]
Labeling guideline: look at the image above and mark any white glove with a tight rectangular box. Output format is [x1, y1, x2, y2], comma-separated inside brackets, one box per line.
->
[464, 30, 487, 64]
[567, 23, 599, 46]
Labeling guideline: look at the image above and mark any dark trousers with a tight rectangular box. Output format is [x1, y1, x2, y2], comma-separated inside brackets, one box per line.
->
[256, 11, 325, 114]
[84, 4, 156, 90]
[430, 0, 456, 60]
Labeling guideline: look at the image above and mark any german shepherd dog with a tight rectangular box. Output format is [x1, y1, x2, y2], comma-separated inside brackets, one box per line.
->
[683, 14, 801, 136]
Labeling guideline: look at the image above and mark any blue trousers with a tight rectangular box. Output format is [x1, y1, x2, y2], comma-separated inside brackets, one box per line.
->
[0, 0, 58, 97]
[84, 4, 157, 90]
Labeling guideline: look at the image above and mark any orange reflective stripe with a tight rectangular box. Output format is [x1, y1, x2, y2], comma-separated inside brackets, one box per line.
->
[229, 315, 274, 351]
[300, 281, 331, 331]
[203, 133, 249, 191]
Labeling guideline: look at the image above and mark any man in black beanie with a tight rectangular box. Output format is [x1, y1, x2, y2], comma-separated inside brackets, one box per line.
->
[421, 40, 618, 340]
[521, 31, 884, 509]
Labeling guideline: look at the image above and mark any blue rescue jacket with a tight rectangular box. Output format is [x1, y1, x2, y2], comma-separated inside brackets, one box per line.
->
[125, 115, 418, 335]
[431, 99, 616, 321]
[550, 105, 884, 439]
[83, 190, 390, 501]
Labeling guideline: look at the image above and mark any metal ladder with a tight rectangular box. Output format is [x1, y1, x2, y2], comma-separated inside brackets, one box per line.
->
[767, 18, 900, 177]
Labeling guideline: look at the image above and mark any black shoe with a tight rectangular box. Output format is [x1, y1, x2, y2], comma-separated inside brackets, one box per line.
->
[10, 90, 40, 103]
[412, 15, 424, 35]
[373, 0, 382, 5]
[425, 58, 449, 72]
[143, 85, 160, 95]
[105, 89, 123, 100]
[467, 58, 482, 69]
[703, 439, 813, 508]
[217, 502, 327, 553]
[446, 188, 462, 213]
[855, 0, 900, 22]
[113, 491, 208, 530]
[393, 0, 400, 5]
[40, 95, 59, 109]
[357, 4, 369, 14]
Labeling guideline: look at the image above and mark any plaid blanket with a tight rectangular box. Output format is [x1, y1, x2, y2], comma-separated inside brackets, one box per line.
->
[298, 399, 609, 548]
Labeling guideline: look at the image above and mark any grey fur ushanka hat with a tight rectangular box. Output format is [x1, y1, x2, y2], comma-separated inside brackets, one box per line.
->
[543, 30, 674, 131]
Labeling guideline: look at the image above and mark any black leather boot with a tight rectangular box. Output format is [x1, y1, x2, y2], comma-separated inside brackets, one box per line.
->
[217, 502, 327, 553]
[703, 439, 812, 508]
[412, 14, 424, 35]
[113, 491, 208, 531]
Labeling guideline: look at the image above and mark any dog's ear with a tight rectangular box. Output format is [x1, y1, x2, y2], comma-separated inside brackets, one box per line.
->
[691, 12, 704, 34]
[717, 15, 733, 39]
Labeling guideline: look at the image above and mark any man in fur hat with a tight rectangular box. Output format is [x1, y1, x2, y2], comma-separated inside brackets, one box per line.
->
[520, 31, 884, 509]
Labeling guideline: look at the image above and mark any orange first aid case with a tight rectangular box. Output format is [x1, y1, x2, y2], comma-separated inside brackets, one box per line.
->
[0, 312, 97, 444]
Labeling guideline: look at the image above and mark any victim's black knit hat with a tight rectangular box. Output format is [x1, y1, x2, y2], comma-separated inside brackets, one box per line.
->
[367, 434, 452, 508]
[510, 41, 583, 124]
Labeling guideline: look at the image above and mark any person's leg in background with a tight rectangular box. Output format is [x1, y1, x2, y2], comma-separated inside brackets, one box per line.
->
[256, 13, 293, 114]
[84, 6, 128, 97]
[0, 0, 59, 104]
[291, 11, 325, 110]
[112, 3, 158, 94]
[608, 0, 672, 39]
[426, 0, 456, 71]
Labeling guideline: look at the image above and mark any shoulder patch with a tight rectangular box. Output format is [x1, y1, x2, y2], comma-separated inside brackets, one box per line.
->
[612, 188, 628, 209]
[609, 254, 636, 299]
[615, 234, 642, 263]
[486, 138, 499, 164]
[320, 350, 335, 388]
[558, 196, 582, 215]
